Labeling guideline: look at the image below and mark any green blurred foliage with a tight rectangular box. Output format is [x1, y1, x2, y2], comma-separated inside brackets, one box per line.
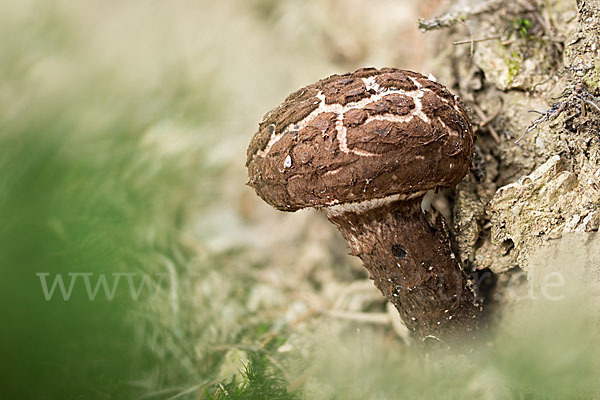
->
[203, 353, 300, 400]
[0, 0, 215, 398]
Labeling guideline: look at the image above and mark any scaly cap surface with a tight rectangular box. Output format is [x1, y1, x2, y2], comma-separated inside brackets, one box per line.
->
[246, 67, 474, 211]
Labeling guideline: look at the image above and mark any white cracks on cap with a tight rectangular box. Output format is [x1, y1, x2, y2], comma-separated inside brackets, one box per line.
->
[334, 110, 378, 157]
[413, 76, 465, 120]
[323, 167, 342, 176]
[325, 191, 427, 217]
[363, 76, 382, 92]
[254, 74, 456, 159]
[437, 116, 460, 138]
[255, 92, 326, 158]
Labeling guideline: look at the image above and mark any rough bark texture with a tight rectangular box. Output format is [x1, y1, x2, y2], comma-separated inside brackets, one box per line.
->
[327, 198, 481, 343]
[418, 0, 600, 327]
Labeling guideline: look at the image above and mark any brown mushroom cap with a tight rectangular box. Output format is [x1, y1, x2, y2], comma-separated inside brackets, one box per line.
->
[246, 67, 474, 211]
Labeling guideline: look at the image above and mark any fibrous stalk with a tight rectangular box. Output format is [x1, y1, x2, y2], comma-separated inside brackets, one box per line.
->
[326, 198, 481, 344]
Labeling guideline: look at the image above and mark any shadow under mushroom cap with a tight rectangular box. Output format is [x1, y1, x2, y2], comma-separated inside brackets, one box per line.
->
[247, 67, 474, 212]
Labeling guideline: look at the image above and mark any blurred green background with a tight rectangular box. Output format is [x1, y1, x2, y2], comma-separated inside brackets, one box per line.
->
[1, 1, 599, 399]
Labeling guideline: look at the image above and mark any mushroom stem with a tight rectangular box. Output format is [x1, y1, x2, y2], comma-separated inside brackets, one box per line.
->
[326, 197, 481, 343]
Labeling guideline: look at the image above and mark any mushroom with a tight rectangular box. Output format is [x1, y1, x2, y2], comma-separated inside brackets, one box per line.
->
[246, 67, 481, 344]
